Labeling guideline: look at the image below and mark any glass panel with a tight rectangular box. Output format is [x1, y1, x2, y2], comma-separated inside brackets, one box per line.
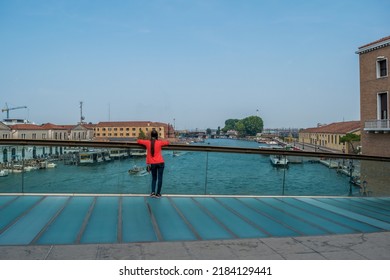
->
[1, 142, 390, 197]
[283, 156, 360, 196]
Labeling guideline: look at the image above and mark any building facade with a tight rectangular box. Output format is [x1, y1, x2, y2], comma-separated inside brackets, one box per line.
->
[299, 121, 361, 153]
[356, 36, 390, 195]
[93, 121, 172, 141]
[356, 35, 390, 157]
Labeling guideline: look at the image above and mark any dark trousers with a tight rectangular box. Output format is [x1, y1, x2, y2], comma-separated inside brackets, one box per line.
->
[151, 163, 165, 194]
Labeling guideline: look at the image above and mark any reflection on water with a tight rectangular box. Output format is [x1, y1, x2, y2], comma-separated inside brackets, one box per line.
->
[0, 139, 358, 196]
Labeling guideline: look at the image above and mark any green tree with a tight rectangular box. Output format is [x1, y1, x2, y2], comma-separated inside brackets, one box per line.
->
[242, 116, 263, 136]
[234, 121, 246, 137]
[222, 119, 240, 132]
[340, 133, 361, 154]
[216, 126, 221, 136]
[138, 129, 146, 139]
[206, 128, 212, 135]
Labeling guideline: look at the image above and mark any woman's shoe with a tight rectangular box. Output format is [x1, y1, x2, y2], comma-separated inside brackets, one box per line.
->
[150, 192, 156, 197]
[155, 193, 162, 198]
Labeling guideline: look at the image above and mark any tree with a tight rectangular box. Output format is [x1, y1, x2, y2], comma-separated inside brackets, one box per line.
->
[222, 119, 240, 132]
[216, 126, 221, 136]
[138, 129, 147, 139]
[242, 116, 263, 136]
[340, 133, 361, 154]
[222, 115, 264, 137]
[234, 121, 246, 137]
[206, 128, 212, 135]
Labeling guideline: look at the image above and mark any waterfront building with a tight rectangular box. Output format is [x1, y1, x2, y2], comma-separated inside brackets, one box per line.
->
[8, 123, 74, 140]
[356, 35, 390, 157]
[356, 35, 390, 195]
[0, 122, 11, 139]
[299, 121, 360, 153]
[93, 121, 172, 141]
[69, 123, 95, 141]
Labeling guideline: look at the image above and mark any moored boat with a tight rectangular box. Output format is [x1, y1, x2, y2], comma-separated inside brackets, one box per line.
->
[128, 165, 148, 176]
[270, 155, 289, 167]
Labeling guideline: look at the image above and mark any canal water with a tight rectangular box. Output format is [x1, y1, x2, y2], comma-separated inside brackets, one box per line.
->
[0, 139, 358, 196]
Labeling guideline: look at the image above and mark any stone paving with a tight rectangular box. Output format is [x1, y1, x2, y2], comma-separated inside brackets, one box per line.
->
[1, 231, 389, 260]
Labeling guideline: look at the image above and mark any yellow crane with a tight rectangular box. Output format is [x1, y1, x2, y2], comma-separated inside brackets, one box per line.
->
[1, 103, 27, 119]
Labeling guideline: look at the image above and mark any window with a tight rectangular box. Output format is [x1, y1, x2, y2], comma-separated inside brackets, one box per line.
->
[378, 92, 388, 120]
[377, 58, 388, 78]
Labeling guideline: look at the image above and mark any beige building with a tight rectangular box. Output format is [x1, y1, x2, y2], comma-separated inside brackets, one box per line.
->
[69, 123, 95, 141]
[0, 122, 11, 139]
[93, 121, 172, 141]
[0, 122, 95, 141]
[299, 121, 361, 153]
[356, 35, 390, 157]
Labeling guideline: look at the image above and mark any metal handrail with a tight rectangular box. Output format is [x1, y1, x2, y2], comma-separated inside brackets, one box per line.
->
[1, 138, 390, 162]
[365, 119, 390, 129]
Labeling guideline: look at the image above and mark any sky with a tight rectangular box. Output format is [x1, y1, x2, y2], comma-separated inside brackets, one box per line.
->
[0, 0, 389, 130]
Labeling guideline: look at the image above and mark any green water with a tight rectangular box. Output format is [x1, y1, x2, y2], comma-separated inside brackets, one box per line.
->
[0, 139, 358, 196]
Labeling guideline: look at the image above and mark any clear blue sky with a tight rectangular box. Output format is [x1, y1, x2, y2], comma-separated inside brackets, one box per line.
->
[1, 0, 389, 130]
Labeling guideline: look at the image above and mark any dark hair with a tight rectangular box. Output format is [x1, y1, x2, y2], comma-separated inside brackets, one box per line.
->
[150, 130, 158, 157]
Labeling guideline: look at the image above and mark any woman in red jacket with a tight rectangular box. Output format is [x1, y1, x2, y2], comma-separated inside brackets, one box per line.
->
[137, 129, 169, 197]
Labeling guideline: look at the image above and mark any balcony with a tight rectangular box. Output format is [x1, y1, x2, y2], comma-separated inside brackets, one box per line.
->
[364, 119, 390, 133]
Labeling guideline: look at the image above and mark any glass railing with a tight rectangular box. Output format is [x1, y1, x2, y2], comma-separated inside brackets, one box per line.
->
[1, 139, 390, 196]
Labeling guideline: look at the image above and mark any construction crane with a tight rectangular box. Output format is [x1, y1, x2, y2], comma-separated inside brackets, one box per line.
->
[1, 103, 28, 119]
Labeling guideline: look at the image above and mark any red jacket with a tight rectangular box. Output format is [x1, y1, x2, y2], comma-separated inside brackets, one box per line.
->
[137, 139, 170, 164]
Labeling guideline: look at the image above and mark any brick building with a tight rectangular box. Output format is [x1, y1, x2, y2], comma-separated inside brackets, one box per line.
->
[356, 36, 390, 195]
[356, 35, 390, 157]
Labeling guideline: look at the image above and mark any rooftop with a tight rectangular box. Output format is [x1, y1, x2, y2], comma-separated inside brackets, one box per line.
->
[300, 121, 360, 134]
[95, 121, 168, 127]
[356, 35, 390, 54]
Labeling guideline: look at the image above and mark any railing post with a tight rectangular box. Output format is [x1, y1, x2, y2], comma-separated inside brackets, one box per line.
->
[21, 146, 25, 193]
[204, 152, 209, 195]
[282, 155, 287, 195]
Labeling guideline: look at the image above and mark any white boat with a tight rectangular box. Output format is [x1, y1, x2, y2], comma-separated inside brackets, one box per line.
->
[47, 162, 57, 168]
[79, 152, 95, 164]
[0, 169, 9, 177]
[130, 149, 146, 157]
[109, 149, 129, 159]
[270, 155, 289, 167]
[128, 165, 148, 176]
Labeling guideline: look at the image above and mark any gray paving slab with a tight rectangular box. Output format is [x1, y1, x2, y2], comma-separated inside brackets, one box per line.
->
[1, 232, 390, 260]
